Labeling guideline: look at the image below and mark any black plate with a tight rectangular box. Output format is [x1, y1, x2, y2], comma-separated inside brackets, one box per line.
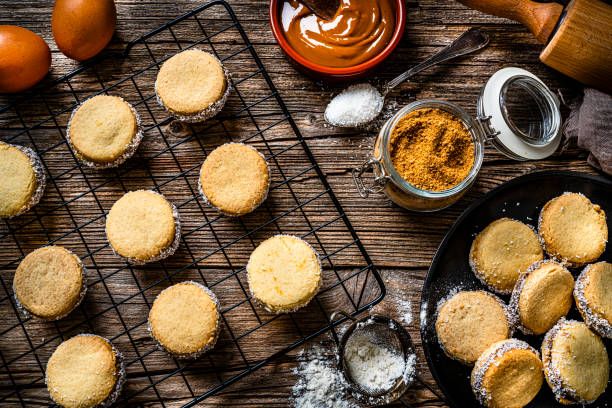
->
[420, 171, 612, 408]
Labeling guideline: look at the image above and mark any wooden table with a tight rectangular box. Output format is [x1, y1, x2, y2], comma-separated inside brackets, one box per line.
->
[0, 1, 601, 407]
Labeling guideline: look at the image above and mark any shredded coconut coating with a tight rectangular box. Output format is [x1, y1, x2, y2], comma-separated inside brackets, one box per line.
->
[106, 190, 181, 265]
[66, 95, 144, 169]
[198, 142, 271, 217]
[537, 191, 608, 267]
[45, 334, 126, 408]
[246, 234, 322, 314]
[155, 56, 231, 123]
[14, 248, 88, 321]
[148, 281, 221, 360]
[471, 339, 539, 406]
[574, 264, 612, 339]
[435, 289, 514, 365]
[508, 259, 572, 335]
[3, 143, 47, 219]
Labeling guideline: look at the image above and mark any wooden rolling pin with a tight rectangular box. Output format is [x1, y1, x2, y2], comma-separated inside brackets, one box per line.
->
[457, 0, 612, 93]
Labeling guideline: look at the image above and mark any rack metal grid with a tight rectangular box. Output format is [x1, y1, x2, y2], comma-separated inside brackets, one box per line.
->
[0, 1, 384, 406]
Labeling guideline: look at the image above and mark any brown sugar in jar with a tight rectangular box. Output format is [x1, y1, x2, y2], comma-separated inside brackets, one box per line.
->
[389, 108, 474, 192]
[354, 100, 485, 212]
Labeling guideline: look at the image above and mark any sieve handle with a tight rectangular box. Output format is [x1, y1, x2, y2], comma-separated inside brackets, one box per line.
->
[329, 310, 355, 346]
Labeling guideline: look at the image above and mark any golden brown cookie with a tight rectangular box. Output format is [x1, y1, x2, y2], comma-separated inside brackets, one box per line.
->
[471, 339, 543, 408]
[67, 95, 142, 168]
[106, 190, 180, 264]
[148, 281, 220, 359]
[199, 143, 270, 216]
[538, 193, 607, 267]
[13, 246, 86, 320]
[46, 334, 125, 408]
[575, 262, 612, 338]
[435, 290, 512, 365]
[155, 49, 230, 122]
[542, 319, 609, 405]
[247, 235, 322, 313]
[470, 218, 544, 294]
[0, 141, 46, 218]
[510, 260, 574, 335]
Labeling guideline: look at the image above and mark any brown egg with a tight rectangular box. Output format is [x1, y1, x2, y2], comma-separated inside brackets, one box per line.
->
[52, 0, 117, 61]
[0, 26, 52, 94]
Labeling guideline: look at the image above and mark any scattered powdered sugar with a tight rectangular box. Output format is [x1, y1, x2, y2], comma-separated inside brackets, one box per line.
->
[397, 298, 413, 325]
[325, 83, 383, 128]
[291, 343, 358, 408]
[344, 333, 405, 392]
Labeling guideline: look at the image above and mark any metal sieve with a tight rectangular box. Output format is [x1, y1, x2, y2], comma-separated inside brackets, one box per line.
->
[329, 311, 446, 407]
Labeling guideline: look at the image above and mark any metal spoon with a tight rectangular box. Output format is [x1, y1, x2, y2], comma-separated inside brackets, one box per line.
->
[325, 27, 490, 128]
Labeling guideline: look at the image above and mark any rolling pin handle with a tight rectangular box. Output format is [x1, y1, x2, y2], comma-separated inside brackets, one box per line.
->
[455, 0, 564, 43]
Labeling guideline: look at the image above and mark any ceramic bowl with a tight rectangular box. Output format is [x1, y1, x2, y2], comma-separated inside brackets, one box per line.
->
[269, 0, 406, 81]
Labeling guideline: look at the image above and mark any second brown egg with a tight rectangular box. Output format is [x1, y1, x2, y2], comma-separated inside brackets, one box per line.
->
[51, 0, 116, 61]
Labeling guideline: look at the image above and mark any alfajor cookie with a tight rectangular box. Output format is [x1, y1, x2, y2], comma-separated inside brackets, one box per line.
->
[46, 334, 125, 408]
[538, 192, 607, 268]
[155, 49, 230, 122]
[542, 319, 609, 405]
[510, 260, 574, 335]
[106, 190, 180, 264]
[247, 235, 322, 313]
[199, 143, 270, 216]
[13, 246, 86, 320]
[0, 141, 46, 218]
[470, 218, 544, 294]
[574, 262, 612, 338]
[435, 290, 512, 365]
[67, 95, 142, 168]
[148, 281, 220, 359]
[471, 339, 543, 408]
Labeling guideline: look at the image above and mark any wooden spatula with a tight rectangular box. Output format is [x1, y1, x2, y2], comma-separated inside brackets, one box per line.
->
[301, 0, 341, 20]
[456, 0, 612, 93]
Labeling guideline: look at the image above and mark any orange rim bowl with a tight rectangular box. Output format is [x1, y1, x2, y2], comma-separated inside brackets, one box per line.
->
[269, 0, 407, 80]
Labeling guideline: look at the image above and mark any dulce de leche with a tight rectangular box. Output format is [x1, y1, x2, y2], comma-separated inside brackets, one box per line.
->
[280, 0, 396, 68]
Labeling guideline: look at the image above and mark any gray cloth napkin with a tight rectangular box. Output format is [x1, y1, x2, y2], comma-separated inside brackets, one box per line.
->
[563, 88, 612, 175]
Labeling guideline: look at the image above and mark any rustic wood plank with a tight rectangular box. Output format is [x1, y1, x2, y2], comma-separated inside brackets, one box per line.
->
[0, 1, 605, 407]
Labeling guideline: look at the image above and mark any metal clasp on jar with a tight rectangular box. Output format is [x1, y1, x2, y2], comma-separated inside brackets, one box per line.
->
[352, 157, 390, 198]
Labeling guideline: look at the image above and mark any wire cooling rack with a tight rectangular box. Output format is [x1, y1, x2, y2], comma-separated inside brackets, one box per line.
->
[0, 1, 384, 406]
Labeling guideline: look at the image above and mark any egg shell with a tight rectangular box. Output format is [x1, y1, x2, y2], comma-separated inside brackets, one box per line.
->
[52, 0, 117, 61]
[0, 26, 52, 94]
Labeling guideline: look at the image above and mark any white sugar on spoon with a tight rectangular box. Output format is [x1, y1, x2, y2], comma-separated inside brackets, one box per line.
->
[324, 28, 489, 128]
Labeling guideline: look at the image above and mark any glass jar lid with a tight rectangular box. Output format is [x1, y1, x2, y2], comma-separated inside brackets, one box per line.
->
[477, 67, 562, 161]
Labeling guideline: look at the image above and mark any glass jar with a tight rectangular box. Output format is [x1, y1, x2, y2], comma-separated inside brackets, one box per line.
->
[353, 67, 561, 211]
